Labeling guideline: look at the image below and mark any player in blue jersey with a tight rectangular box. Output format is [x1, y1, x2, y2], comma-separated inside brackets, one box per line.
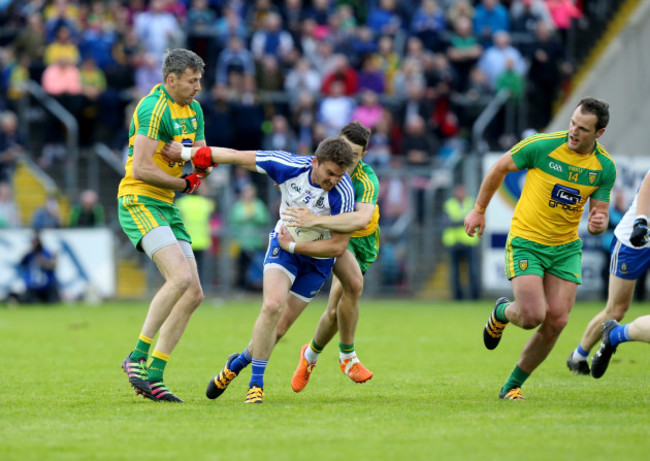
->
[162, 136, 356, 403]
[568, 170, 650, 377]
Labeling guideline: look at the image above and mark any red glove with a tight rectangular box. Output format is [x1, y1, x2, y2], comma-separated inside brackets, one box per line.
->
[182, 173, 203, 193]
[193, 146, 214, 170]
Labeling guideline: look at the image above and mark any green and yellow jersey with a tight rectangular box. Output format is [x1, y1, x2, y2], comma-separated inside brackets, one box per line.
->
[117, 84, 205, 204]
[350, 160, 380, 238]
[509, 131, 616, 246]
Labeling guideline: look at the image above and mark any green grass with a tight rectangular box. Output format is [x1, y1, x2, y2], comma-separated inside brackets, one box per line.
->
[2, 299, 650, 460]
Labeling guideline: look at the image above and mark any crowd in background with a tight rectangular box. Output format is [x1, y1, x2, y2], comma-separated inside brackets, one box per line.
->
[0, 0, 586, 294]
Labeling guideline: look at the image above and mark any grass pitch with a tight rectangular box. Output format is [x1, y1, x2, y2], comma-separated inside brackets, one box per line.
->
[2, 298, 650, 460]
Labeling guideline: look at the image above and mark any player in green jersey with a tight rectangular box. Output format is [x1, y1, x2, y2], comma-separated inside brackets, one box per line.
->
[280, 121, 380, 391]
[464, 98, 616, 400]
[117, 48, 208, 402]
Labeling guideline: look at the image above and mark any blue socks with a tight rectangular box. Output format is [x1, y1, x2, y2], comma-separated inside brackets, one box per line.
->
[250, 359, 268, 388]
[609, 324, 631, 348]
[229, 348, 253, 374]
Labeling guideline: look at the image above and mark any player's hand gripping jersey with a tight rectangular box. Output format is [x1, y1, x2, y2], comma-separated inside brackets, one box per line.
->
[255, 150, 355, 243]
[349, 159, 380, 238]
[118, 84, 205, 203]
[509, 131, 616, 245]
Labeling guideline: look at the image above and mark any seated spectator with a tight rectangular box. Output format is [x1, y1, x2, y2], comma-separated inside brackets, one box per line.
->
[349, 26, 377, 67]
[0, 182, 21, 228]
[392, 57, 426, 99]
[0, 110, 25, 184]
[68, 189, 105, 227]
[367, 0, 403, 37]
[280, 0, 308, 41]
[473, 0, 510, 47]
[364, 109, 394, 170]
[31, 196, 62, 230]
[262, 114, 298, 153]
[44, 24, 80, 67]
[371, 34, 400, 94]
[284, 57, 321, 103]
[446, 16, 483, 92]
[351, 89, 384, 131]
[79, 13, 117, 71]
[321, 54, 359, 96]
[10, 13, 46, 80]
[291, 90, 318, 154]
[133, 0, 182, 64]
[317, 79, 355, 137]
[250, 12, 295, 64]
[43, 0, 81, 43]
[447, 0, 475, 26]
[477, 31, 526, 90]
[395, 80, 433, 128]
[215, 35, 255, 86]
[15, 233, 60, 304]
[401, 114, 440, 167]
[357, 54, 385, 94]
[410, 0, 447, 52]
[510, 0, 555, 38]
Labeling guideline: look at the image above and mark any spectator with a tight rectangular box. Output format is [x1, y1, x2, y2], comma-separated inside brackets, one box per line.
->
[215, 4, 248, 48]
[44, 24, 80, 67]
[283, 57, 321, 103]
[133, 0, 182, 64]
[351, 89, 384, 131]
[410, 0, 447, 52]
[0, 110, 25, 183]
[349, 25, 377, 67]
[255, 54, 284, 92]
[401, 114, 440, 167]
[291, 90, 317, 154]
[0, 182, 20, 228]
[392, 57, 425, 99]
[364, 109, 394, 170]
[317, 79, 355, 137]
[15, 233, 60, 304]
[79, 12, 117, 71]
[262, 114, 298, 153]
[371, 34, 400, 94]
[31, 196, 62, 230]
[495, 57, 525, 102]
[510, 0, 555, 38]
[447, 0, 475, 25]
[367, 0, 403, 37]
[79, 57, 107, 145]
[442, 184, 480, 300]
[545, 0, 582, 43]
[477, 31, 526, 90]
[229, 183, 270, 291]
[280, 0, 307, 41]
[175, 184, 216, 284]
[10, 13, 46, 80]
[446, 16, 483, 92]
[215, 35, 255, 86]
[357, 54, 385, 94]
[68, 189, 105, 227]
[473, 0, 510, 47]
[395, 80, 433, 128]
[202, 84, 236, 148]
[320, 54, 359, 96]
[250, 12, 295, 64]
[43, 0, 81, 43]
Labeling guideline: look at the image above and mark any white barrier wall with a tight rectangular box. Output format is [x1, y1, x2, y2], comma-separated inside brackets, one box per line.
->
[0, 228, 115, 301]
[481, 154, 650, 296]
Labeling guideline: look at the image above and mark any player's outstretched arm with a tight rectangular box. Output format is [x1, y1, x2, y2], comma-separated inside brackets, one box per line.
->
[464, 151, 519, 237]
[277, 225, 350, 258]
[283, 202, 376, 234]
[133, 134, 188, 191]
[161, 141, 258, 172]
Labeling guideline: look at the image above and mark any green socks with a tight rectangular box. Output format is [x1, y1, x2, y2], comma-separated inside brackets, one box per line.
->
[129, 333, 153, 361]
[148, 350, 169, 382]
[495, 302, 510, 323]
[501, 364, 530, 393]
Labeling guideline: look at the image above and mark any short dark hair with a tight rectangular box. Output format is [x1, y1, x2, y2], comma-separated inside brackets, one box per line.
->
[162, 48, 205, 82]
[577, 97, 610, 131]
[314, 136, 355, 170]
[339, 121, 371, 152]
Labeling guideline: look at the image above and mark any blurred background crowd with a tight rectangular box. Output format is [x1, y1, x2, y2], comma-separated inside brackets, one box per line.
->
[0, 0, 625, 299]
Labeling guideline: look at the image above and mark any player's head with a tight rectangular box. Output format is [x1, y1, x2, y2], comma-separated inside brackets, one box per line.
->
[339, 121, 370, 171]
[567, 97, 609, 154]
[162, 48, 205, 107]
[311, 136, 355, 191]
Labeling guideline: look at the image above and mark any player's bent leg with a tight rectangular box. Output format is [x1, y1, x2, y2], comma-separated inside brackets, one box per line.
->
[628, 315, 650, 342]
[483, 297, 511, 350]
[591, 320, 619, 378]
[291, 344, 317, 392]
[206, 353, 240, 399]
[276, 294, 310, 343]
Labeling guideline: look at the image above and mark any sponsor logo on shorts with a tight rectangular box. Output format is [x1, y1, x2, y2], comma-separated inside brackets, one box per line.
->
[518, 259, 528, 271]
[272, 247, 280, 258]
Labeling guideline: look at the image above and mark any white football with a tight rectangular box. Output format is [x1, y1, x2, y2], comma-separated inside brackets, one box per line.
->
[286, 226, 324, 243]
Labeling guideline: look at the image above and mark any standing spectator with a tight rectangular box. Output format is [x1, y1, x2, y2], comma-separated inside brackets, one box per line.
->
[215, 35, 255, 86]
[31, 196, 62, 230]
[367, 0, 403, 37]
[371, 34, 400, 95]
[0, 110, 24, 184]
[401, 114, 439, 167]
[10, 13, 46, 80]
[510, 0, 555, 39]
[446, 16, 483, 92]
[477, 31, 526, 90]
[410, 0, 447, 52]
[391, 57, 425, 99]
[229, 183, 270, 291]
[545, 0, 581, 44]
[133, 0, 182, 65]
[283, 57, 321, 103]
[16, 233, 60, 304]
[321, 54, 359, 97]
[262, 114, 298, 153]
[79, 57, 107, 145]
[68, 189, 105, 227]
[0, 182, 21, 228]
[357, 54, 385, 94]
[443, 184, 480, 300]
[496, 57, 525, 102]
[351, 89, 384, 131]
[175, 184, 216, 285]
[215, 4, 248, 48]
[44, 24, 80, 67]
[317, 79, 355, 137]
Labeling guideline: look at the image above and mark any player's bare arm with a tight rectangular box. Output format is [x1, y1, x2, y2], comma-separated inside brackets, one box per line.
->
[132, 134, 187, 191]
[277, 225, 350, 258]
[283, 202, 375, 233]
[161, 141, 257, 171]
[587, 199, 609, 234]
[464, 151, 520, 237]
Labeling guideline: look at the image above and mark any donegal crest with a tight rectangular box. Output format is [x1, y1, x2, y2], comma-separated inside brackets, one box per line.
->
[588, 171, 598, 184]
[518, 259, 529, 271]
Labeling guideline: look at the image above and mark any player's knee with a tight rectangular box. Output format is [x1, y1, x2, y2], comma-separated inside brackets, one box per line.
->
[187, 281, 204, 307]
[346, 276, 364, 298]
[608, 303, 630, 321]
[520, 312, 545, 329]
[167, 270, 193, 293]
[262, 297, 284, 317]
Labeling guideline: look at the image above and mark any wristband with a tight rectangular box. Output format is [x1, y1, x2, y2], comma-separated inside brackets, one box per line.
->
[474, 203, 487, 215]
[181, 147, 192, 161]
[288, 242, 296, 254]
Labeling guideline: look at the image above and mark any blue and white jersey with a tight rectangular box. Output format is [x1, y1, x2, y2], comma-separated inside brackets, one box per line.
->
[256, 150, 355, 240]
[614, 170, 650, 249]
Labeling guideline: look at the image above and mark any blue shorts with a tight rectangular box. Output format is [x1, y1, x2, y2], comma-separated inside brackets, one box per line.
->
[609, 236, 650, 280]
[263, 231, 335, 302]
